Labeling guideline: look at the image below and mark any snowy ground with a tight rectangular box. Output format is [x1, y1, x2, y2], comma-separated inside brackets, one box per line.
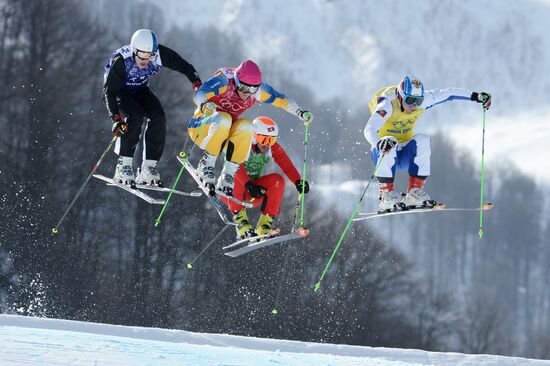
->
[1, 315, 548, 366]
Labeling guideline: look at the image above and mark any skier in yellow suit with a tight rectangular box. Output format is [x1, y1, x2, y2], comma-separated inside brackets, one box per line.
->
[365, 75, 491, 212]
[189, 59, 312, 196]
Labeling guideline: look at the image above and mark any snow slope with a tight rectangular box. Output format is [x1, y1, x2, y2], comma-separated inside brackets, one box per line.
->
[1, 315, 548, 366]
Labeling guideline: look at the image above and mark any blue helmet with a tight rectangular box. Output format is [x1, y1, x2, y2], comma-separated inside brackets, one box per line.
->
[397, 75, 424, 107]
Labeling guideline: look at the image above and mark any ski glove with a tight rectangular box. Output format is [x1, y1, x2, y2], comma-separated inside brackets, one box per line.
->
[377, 136, 398, 153]
[245, 181, 266, 199]
[111, 114, 128, 135]
[295, 179, 310, 194]
[200, 101, 218, 116]
[471, 92, 492, 111]
[296, 109, 313, 125]
[192, 79, 203, 91]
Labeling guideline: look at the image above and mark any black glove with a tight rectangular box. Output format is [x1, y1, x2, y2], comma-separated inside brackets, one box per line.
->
[376, 136, 398, 153]
[471, 92, 492, 111]
[295, 179, 309, 194]
[296, 109, 313, 123]
[245, 181, 266, 198]
[192, 79, 202, 91]
[111, 114, 128, 135]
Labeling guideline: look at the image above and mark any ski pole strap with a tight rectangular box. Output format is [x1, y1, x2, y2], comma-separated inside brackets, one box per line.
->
[52, 134, 119, 234]
[299, 123, 309, 226]
[478, 109, 487, 238]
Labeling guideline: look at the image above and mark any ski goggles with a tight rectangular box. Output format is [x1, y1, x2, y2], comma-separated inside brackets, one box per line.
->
[402, 95, 424, 107]
[135, 50, 155, 61]
[255, 134, 277, 146]
[237, 82, 260, 94]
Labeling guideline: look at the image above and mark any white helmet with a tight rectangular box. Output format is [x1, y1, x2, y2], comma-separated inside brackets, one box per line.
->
[253, 116, 278, 146]
[397, 74, 424, 107]
[130, 29, 159, 53]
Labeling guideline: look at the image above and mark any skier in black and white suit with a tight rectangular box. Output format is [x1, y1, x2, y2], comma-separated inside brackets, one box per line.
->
[103, 29, 202, 186]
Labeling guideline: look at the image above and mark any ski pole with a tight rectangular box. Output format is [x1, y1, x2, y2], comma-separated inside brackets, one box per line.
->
[299, 123, 310, 228]
[186, 224, 230, 269]
[478, 109, 487, 238]
[154, 116, 210, 227]
[313, 152, 385, 292]
[271, 241, 293, 315]
[154, 153, 187, 227]
[52, 132, 120, 234]
[271, 192, 303, 314]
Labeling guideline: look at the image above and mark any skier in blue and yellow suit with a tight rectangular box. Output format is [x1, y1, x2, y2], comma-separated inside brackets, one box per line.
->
[364, 75, 492, 212]
[189, 59, 312, 196]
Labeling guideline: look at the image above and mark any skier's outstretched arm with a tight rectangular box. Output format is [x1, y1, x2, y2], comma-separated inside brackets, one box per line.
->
[258, 83, 313, 124]
[158, 44, 201, 86]
[423, 88, 491, 110]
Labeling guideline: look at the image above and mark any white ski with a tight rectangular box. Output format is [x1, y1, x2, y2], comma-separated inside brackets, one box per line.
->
[135, 183, 202, 197]
[353, 203, 494, 222]
[177, 156, 235, 226]
[224, 230, 309, 257]
[214, 188, 254, 208]
[93, 175, 166, 205]
[222, 229, 282, 250]
[175, 157, 252, 207]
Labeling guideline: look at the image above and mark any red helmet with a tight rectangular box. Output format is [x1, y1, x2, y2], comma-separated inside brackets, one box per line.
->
[235, 60, 262, 86]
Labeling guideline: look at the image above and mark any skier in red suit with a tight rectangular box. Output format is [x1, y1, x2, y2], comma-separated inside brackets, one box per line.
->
[222, 116, 309, 239]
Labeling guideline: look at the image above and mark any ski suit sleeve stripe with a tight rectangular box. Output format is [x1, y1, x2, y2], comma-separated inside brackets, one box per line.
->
[271, 143, 301, 183]
[258, 83, 302, 116]
[193, 72, 229, 107]
[422, 87, 472, 110]
[157, 44, 201, 83]
[364, 97, 393, 147]
[103, 55, 126, 117]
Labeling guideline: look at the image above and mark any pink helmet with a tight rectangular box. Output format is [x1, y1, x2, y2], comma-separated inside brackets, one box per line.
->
[235, 60, 262, 86]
